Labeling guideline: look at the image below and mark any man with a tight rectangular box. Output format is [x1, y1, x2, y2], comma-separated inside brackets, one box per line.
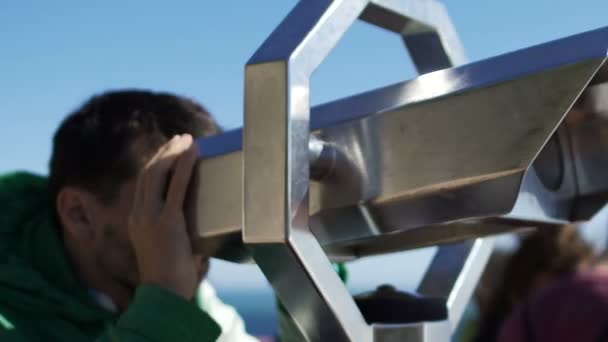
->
[0, 90, 264, 341]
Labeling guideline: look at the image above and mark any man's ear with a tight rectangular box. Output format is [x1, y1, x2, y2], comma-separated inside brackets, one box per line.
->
[56, 187, 98, 242]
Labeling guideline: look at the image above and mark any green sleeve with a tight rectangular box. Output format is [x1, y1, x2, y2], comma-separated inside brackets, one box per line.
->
[96, 285, 222, 342]
[0, 313, 29, 342]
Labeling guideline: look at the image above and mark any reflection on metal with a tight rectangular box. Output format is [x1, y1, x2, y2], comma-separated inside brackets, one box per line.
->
[184, 0, 608, 341]
[190, 29, 608, 259]
[568, 79, 608, 219]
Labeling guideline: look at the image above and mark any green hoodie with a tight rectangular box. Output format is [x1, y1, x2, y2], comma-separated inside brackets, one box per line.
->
[0, 172, 222, 341]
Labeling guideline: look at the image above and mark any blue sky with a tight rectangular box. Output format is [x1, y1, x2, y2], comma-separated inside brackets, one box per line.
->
[1, 1, 607, 174]
[1, 1, 607, 292]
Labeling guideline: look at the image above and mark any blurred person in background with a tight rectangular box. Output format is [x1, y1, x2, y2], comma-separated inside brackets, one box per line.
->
[473, 226, 595, 342]
[497, 257, 608, 342]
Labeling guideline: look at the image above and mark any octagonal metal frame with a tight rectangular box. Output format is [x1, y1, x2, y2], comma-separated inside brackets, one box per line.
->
[242, 0, 477, 341]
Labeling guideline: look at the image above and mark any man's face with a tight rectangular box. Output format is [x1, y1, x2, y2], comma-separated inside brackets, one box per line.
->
[90, 179, 141, 307]
[84, 137, 158, 303]
[62, 137, 208, 311]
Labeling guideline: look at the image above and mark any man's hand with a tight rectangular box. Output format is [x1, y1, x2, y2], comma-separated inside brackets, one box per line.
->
[128, 134, 206, 300]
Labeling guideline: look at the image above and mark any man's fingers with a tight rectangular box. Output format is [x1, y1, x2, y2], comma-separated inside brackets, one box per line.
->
[131, 167, 146, 217]
[137, 134, 179, 213]
[165, 136, 199, 213]
[142, 135, 191, 212]
[129, 134, 207, 300]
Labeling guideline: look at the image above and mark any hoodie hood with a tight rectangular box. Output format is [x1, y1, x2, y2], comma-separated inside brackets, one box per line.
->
[0, 172, 113, 324]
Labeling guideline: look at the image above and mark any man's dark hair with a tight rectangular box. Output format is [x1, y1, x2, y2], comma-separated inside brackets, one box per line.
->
[49, 89, 221, 205]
